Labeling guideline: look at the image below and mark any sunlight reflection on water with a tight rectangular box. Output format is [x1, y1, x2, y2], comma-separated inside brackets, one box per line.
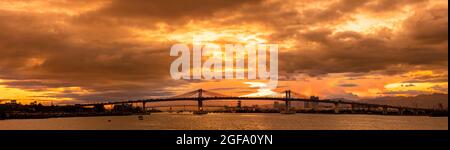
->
[0, 113, 447, 130]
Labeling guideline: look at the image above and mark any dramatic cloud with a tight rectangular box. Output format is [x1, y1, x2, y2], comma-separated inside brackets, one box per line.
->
[98, 0, 263, 19]
[281, 4, 448, 76]
[338, 83, 359, 87]
[0, 0, 447, 103]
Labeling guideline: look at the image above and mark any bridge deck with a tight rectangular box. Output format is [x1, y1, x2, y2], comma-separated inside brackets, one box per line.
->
[77, 96, 436, 112]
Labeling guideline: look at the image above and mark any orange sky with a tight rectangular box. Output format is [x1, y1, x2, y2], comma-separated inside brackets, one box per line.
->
[0, 0, 448, 105]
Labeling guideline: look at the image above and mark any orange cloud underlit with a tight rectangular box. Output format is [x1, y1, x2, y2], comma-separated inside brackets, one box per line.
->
[0, 0, 447, 105]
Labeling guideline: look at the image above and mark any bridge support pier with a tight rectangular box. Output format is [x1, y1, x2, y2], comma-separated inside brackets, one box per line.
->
[142, 102, 147, 114]
[281, 90, 295, 114]
[194, 89, 207, 115]
[285, 101, 291, 112]
[198, 100, 203, 111]
[194, 100, 208, 115]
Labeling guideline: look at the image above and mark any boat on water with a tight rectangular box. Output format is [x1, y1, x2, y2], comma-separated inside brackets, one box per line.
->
[280, 111, 296, 114]
[193, 111, 208, 115]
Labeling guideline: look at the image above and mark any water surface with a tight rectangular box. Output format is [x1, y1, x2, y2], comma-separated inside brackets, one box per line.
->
[0, 113, 447, 130]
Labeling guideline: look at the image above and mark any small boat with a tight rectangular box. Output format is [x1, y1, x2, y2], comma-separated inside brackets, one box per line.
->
[138, 115, 144, 120]
[193, 111, 208, 115]
[280, 111, 296, 114]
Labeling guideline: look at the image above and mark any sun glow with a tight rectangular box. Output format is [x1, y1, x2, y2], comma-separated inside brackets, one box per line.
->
[0, 80, 90, 104]
[242, 82, 280, 97]
[336, 13, 411, 33]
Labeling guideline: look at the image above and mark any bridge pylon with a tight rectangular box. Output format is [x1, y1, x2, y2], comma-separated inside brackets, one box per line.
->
[281, 90, 295, 114]
[197, 89, 203, 111]
[142, 101, 149, 114]
[194, 89, 207, 115]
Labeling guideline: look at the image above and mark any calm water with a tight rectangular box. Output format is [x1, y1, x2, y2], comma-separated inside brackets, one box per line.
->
[0, 113, 447, 130]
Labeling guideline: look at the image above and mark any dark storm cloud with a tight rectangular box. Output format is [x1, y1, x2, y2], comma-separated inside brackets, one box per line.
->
[402, 5, 448, 44]
[213, 0, 447, 79]
[90, 0, 263, 21]
[228, 0, 427, 30]
[280, 4, 448, 77]
[363, 0, 427, 12]
[0, 10, 179, 100]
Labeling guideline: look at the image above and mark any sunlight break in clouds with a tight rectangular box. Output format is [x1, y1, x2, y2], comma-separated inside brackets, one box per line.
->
[0, 0, 447, 104]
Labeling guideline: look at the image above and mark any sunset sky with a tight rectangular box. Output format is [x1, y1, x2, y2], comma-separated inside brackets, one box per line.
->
[0, 0, 448, 105]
